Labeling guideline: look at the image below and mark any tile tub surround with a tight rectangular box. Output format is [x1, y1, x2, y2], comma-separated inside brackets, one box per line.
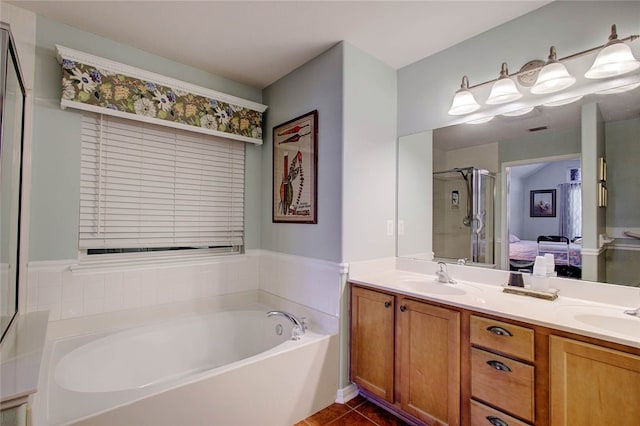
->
[25, 250, 343, 322]
[348, 257, 640, 349]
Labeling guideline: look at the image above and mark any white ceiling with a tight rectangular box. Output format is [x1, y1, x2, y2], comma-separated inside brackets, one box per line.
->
[8, 0, 550, 88]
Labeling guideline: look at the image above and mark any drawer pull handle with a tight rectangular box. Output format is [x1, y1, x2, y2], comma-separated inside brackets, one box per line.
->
[384, 301, 391, 308]
[399, 305, 407, 312]
[487, 416, 509, 426]
[487, 360, 512, 372]
[487, 325, 513, 336]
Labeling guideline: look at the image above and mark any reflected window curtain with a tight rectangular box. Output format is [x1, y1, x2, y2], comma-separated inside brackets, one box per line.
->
[558, 182, 582, 240]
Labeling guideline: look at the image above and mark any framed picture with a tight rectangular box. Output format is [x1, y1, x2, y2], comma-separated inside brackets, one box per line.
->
[567, 167, 581, 182]
[530, 189, 556, 217]
[272, 110, 318, 223]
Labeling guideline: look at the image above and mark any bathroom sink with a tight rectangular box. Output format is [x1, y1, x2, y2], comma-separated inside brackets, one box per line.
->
[398, 279, 469, 296]
[557, 305, 640, 338]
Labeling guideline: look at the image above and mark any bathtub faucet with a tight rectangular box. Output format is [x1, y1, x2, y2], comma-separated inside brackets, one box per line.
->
[267, 310, 307, 340]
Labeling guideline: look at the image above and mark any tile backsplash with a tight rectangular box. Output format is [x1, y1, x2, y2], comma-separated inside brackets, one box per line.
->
[25, 250, 344, 321]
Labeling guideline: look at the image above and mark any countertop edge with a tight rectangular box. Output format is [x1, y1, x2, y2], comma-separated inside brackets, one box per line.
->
[0, 311, 49, 407]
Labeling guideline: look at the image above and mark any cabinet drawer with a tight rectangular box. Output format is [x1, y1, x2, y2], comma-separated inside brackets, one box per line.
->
[471, 348, 534, 422]
[470, 315, 534, 362]
[470, 400, 530, 426]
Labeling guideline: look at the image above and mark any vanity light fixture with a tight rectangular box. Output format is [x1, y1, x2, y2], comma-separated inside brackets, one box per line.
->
[585, 25, 640, 79]
[530, 46, 576, 94]
[447, 76, 481, 115]
[446, 24, 638, 116]
[542, 95, 583, 107]
[486, 63, 522, 104]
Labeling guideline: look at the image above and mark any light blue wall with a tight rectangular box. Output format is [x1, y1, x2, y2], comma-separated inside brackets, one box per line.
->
[397, 1, 640, 136]
[260, 42, 397, 263]
[261, 43, 344, 263]
[342, 43, 397, 262]
[398, 132, 432, 258]
[499, 127, 581, 164]
[606, 117, 640, 228]
[520, 159, 581, 241]
[29, 15, 262, 261]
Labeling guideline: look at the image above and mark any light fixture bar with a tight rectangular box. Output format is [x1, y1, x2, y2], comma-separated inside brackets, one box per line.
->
[465, 34, 639, 91]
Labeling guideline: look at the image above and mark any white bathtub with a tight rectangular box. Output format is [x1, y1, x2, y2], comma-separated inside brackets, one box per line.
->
[36, 305, 339, 426]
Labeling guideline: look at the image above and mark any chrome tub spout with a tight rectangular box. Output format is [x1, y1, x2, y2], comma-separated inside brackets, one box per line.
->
[267, 310, 307, 340]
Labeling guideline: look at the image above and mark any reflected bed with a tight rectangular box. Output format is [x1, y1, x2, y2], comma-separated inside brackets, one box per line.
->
[509, 239, 582, 273]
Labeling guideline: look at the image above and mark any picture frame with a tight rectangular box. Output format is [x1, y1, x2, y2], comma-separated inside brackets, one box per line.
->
[530, 189, 556, 217]
[272, 110, 318, 223]
[567, 167, 581, 182]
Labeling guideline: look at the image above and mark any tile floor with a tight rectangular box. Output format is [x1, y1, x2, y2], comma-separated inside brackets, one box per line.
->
[294, 395, 409, 426]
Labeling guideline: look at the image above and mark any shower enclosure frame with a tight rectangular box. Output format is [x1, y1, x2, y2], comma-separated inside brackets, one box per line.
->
[432, 166, 496, 265]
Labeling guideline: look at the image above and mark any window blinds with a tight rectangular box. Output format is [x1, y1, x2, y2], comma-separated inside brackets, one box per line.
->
[79, 113, 244, 250]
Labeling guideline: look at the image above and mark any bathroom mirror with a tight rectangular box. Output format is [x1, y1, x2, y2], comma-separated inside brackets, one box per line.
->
[1, 23, 26, 342]
[398, 77, 640, 288]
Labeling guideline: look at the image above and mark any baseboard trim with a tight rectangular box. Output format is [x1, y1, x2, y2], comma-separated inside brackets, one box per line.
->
[335, 383, 358, 404]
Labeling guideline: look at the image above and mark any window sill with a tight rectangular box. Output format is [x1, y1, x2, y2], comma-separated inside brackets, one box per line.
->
[70, 248, 246, 274]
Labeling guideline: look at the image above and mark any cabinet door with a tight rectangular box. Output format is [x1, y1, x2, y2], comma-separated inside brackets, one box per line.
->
[399, 298, 460, 425]
[350, 286, 395, 402]
[550, 336, 640, 426]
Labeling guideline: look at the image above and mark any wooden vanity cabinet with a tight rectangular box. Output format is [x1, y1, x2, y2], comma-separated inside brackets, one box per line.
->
[350, 286, 396, 402]
[350, 285, 461, 425]
[549, 336, 640, 425]
[469, 315, 537, 425]
[350, 282, 640, 426]
[399, 299, 460, 425]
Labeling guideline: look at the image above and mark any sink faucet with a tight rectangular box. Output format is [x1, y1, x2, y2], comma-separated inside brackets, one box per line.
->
[624, 291, 640, 317]
[457, 258, 468, 265]
[267, 310, 307, 340]
[436, 261, 456, 284]
[624, 306, 640, 317]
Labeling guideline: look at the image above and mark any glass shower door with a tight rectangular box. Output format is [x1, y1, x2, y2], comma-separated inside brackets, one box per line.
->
[471, 169, 495, 265]
[432, 167, 495, 265]
[432, 170, 472, 261]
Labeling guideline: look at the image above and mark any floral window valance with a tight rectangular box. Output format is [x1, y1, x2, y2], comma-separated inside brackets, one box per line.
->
[56, 45, 267, 144]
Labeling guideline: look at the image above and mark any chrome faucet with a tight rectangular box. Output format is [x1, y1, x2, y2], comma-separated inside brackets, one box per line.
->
[267, 310, 307, 340]
[624, 291, 640, 317]
[436, 261, 456, 284]
[624, 306, 640, 317]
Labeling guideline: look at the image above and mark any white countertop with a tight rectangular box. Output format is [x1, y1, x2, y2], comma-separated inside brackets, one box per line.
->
[348, 258, 640, 349]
